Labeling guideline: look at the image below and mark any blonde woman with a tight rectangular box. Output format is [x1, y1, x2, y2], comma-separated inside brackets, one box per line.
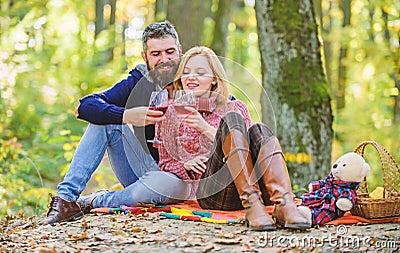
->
[158, 46, 310, 231]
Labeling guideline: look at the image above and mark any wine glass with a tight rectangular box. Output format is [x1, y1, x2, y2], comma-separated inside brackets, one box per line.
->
[197, 95, 215, 118]
[173, 90, 196, 140]
[147, 90, 169, 145]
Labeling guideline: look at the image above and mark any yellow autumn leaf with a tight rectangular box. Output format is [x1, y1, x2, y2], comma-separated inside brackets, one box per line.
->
[63, 143, 73, 151]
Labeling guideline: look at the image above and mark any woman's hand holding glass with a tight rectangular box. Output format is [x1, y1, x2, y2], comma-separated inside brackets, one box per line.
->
[179, 106, 212, 134]
[173, 90, 217, 140]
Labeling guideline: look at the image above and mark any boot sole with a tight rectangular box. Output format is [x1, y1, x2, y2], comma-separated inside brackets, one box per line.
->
[67, 211, 85, 221]
[275, 220, 310, 230]
[245, 220, 276, 231]
[39, 211, 84, 225]
[56, 211, 85, 224]
[57, 211, 85, 224]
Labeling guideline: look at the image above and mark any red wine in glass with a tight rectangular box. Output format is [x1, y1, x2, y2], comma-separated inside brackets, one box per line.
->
[149, 105, 168, 116]
[147, 90, 168, 145]
[197, 97, 213, 117]
[173, 104, 196, 115]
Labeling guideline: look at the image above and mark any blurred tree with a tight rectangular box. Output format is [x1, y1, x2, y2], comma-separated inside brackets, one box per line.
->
[155, 0, 167, 21]
[166, 0, 212, 51]
[394, 73, 400, 124]
[336, 0, 351, 110]
[255, 0, 333, 189]
[210, 0, 235, 58]
[95, 0, 116, 63]
[383, 8, 400, 124]
[321, 1, 334, 98]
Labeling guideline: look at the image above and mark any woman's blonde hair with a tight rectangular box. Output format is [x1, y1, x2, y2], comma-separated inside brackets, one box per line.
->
[173, 46, 230, 107]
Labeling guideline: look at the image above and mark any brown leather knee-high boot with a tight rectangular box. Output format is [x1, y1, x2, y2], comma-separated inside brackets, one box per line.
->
[256, 137, 310, 230]
[223, 130, 275, 231]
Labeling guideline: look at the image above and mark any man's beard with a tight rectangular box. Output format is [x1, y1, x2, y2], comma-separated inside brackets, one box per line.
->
[148, 60, 179, 89]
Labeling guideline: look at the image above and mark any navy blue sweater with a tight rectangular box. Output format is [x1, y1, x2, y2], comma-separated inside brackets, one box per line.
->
[77, 65, 159, 161]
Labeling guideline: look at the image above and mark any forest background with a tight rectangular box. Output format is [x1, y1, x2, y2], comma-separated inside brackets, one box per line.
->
[0, 0, 399, 218]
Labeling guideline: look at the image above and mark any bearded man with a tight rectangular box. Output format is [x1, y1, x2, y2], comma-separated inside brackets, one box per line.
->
[40, 21, 182, 225]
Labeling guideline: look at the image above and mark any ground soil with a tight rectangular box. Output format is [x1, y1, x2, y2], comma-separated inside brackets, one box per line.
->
[1, 212, 399, 252]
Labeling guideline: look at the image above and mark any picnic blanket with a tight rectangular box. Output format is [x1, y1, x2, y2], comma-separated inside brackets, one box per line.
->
[91, 201, 238, 224]
[90, 199, 400, 226]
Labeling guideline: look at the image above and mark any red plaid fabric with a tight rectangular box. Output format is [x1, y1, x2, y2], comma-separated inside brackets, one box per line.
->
[300, 173, 360, 225]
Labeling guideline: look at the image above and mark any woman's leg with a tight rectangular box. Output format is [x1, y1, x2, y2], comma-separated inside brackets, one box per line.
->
[248, 124, 274, 206]
[92, 171, 194, 207]
[196, 112, 243, 211]
[197, 112, 275, 231]
[248, 123, 310, 229]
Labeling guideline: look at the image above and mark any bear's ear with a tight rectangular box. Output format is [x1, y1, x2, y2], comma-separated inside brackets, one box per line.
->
[361, 162, 370, 177]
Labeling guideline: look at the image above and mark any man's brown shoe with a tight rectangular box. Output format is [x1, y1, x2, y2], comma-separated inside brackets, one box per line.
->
[39, 195, 84, 225]
[77, 189, 109, 214]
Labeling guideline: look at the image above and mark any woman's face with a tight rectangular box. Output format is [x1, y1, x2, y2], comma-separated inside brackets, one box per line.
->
[180, 55, 216, 97]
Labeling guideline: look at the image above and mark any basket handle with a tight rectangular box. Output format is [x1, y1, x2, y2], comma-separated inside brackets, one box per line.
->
[353, 141, 400, 198]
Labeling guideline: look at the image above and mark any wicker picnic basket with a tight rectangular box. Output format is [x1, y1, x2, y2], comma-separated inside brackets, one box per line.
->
[350, 141, 400, 219]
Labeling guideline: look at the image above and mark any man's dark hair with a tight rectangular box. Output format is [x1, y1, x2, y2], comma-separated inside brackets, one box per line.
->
[142, 20, 180, 53]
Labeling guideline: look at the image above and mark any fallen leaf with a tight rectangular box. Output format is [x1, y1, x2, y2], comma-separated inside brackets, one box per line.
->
[202, 244, 214, 252]
[214, 238, 241, 245]
[94, 233, 114, 241]
[256, 248, 283, 253]
[81, 219, 91, 229]
[131, 227, 143, 232]
[40, 234, 50, 240]
[188, 237, 203, 246]
[113, 230, 128, 237]
[178, 241, 190, 247]
[147, 229, 162, 234]
[31, 246, 57, 253]
[68, 231, 88, 241]
[164, 236, 178, 242]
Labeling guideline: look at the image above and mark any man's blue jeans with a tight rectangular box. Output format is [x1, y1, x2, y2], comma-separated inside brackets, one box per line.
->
[57, 124, 194, 208]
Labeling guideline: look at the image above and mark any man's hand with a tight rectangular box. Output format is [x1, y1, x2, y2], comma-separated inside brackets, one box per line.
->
[123, 106, 163, 126]
[184, 156, 208, 175]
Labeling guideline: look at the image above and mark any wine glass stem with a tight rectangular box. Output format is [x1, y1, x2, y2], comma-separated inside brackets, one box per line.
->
[154, 123, 159, 141]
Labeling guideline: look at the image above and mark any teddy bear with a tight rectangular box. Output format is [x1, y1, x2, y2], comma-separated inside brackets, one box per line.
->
[298, 152, 370, 226]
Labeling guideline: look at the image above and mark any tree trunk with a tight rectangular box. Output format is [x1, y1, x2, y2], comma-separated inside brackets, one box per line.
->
[155, 0, 167, 21]
[255, 0, 333, 190]
[210, 0, 234, 58]
[322, 1, 333, 94]
[166, 0, 211, 51]
[393, 74, 400, 124]
[336, 0, 351, 110]
[383, 9, 400, 125]
[95, 0, 116, 64]
[95, 0, 104, 36]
